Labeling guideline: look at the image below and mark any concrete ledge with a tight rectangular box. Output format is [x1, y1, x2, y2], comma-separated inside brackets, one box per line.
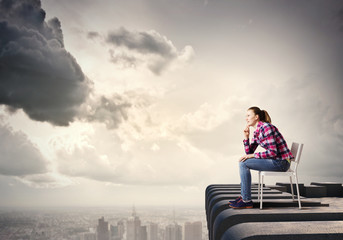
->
[207, 189, 281, 203]
[267, 185, 288, 192]
[208, 199, 327, 240]
[206, 189, 280, 210]
[206, 184, 342, 240]
[208, 189, 280, 196]
[276, 182, 305, 196]
[208, 192, 296, 212]
[311, 182, 343, 197]
[305, 185, 327, 198]
[206, 185, 273, 217]
[213, 210, 343, 240]
[206, 185, 242, 194]
[211, 199, 328, 225]
[221, 221, 343, 240]
[205, 185, 270, 196]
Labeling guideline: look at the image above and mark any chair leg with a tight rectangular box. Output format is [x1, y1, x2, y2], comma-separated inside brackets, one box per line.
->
[290, 176, 294, 201]
[258, 172, 261, 201]
[260, 175, 264, 210]
[295, 174, 302, 209]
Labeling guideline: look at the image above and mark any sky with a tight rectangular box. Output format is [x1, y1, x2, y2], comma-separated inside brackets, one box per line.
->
[0, 0, 343, 207]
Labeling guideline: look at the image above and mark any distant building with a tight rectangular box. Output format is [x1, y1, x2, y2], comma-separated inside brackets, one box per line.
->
[110, 220, 125, 240]
[126, 207, 142, 240]
[79, 232, 96, 240]
[184, 221, 202, 240]
[110, 225, 120, 240]
[117, 220, 125, 239]
[140, 226, 147, 240]
[97, 217, 110, 240]
[147, 223, 158, 240]
[165, 223, 182, 240]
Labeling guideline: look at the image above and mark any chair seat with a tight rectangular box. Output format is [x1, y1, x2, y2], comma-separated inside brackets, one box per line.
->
[261, 171, 295, 176]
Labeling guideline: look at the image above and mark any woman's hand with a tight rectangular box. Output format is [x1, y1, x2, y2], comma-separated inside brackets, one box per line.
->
[239, 154, 254, 162]
[244, 125, 250, 139]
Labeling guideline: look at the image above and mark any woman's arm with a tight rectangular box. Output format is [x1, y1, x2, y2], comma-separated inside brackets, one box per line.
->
[242, 125, 258, 154]
[243, 139, 258, 154]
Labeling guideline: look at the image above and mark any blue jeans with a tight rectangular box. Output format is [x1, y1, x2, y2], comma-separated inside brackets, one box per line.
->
[239, 158, 290, 201]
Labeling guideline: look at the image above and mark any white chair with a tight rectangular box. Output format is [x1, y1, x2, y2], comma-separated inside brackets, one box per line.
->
[257, 142, 304, 209]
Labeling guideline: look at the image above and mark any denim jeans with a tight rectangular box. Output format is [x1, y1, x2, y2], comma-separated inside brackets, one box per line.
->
[239, 158, 290, 201]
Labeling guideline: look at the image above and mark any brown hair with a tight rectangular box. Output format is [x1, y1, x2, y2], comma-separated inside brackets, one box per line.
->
[248, 106, 272, 123]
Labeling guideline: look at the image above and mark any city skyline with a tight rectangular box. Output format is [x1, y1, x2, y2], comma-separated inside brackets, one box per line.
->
[0, 206, 206, 240]
[1, 0, 343, 207]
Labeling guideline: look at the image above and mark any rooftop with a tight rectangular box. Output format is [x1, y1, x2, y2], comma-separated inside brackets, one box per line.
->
[206, 182, 343, 240]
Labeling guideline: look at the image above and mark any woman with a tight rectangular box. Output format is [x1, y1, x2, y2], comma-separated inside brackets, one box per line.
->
[229, 106, 294, 209]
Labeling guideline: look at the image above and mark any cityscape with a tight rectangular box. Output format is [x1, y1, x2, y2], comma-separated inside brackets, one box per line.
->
[0, 206, 207, 240]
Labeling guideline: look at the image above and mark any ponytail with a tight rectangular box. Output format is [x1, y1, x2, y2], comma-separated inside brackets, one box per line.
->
[261, 110, 272, 123]
[248, 106, 272, 123]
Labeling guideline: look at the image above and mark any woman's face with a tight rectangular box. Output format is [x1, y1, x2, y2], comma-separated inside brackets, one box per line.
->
[246, 110, 259, 127]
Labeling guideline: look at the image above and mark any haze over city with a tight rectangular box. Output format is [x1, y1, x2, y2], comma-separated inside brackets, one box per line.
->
[0, 0, 343, 208]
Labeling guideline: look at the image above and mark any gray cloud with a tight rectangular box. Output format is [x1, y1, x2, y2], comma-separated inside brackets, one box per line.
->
[0, 122, 47, 176]
[87, 31, 100, 40]
[18, 173, 73, 188]
[109, 49, 139, 68]
[106, 27, 194, 74]
[78, 90, 155, 129]
[107, 27, 177, 57]
[0, 0, 91, 126]
[82, 94, 131, 129]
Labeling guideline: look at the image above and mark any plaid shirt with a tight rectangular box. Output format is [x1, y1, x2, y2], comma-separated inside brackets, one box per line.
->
[243, 121, 294, 160]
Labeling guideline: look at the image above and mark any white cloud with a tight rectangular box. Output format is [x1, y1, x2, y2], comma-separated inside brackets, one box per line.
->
[55, 137, 214, 186]
[52, 94, 228, 186]
[50, 95, 250, 187]
[151, 143, 160, 152]
[174, 96, 246, 133]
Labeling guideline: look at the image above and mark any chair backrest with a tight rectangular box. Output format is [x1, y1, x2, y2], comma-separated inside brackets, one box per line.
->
[290, 142, 304, 172]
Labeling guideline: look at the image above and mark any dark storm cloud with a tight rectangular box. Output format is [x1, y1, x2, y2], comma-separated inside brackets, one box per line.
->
[334, 2, 343, 32]
[0, 0, 91, 126]
[47, 17, 64, 46]
[0, 122, 47, 176]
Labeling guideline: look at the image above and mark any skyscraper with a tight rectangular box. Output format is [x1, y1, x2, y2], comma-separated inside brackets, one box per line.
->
[117, 220, 125, 240]
[110, 220, 125, 240]
[184, 221, 202, 240]
[97, 217, 110, 240]
[126, 207, 142, 240]
[140, 226, 147, 240]
[147, 223, 158, 240]
[110, 225, 119, 240]
[165, 223, 182, 240]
